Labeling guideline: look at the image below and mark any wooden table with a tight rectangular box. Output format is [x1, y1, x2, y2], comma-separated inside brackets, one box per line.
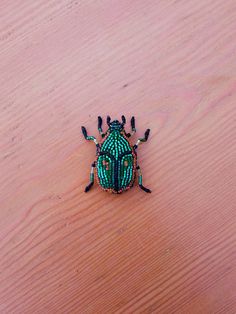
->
[0, 1, 236, 313]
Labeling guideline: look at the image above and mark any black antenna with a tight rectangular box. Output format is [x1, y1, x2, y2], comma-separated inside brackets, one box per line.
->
[107, 115, 111, 126]
[121, 115, 126, 126]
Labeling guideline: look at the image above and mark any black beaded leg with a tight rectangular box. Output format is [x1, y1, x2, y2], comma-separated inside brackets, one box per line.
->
[81, 126, 100, 154]
[133, 129, 150, 149]
[125, 116, 136, 138]
[98, 116, 106, 138]
[85, 162, 96, 192]
[81, 126, 98, 143]
[136, 165, 151, 193]
[131, 116, 136, 135]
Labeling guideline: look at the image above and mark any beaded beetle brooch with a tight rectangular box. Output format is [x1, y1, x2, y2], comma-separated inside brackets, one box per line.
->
[81, 116, 151, 194]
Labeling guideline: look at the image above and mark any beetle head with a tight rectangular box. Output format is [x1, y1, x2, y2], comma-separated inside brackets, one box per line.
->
[108, 115, 126, 130]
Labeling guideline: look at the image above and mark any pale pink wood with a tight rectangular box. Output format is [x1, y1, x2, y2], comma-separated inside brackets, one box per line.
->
[0, 0, 236, 313]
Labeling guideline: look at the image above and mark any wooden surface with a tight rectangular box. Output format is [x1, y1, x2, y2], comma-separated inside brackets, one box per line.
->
[0, 1, 236, 313]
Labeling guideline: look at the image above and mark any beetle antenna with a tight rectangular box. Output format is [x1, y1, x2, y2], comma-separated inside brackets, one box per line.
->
[121, 115, 126, 126]
[98, 116, 102, 130]
[107, 115, 111, 126]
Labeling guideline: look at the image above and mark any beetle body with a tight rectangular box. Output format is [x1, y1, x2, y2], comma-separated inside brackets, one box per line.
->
[97, 128, 136, 193]
[82, 116, 151, 194]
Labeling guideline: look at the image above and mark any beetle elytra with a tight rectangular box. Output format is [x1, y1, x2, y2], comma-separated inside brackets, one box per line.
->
[81, 115, 151, 194]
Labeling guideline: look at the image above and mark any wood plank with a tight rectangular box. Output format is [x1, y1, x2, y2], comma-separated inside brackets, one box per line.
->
[0, 0, 236, 313]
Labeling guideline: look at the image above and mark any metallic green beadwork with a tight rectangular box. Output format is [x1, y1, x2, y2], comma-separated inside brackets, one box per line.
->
[81, 116, 151, 194]
[96, 130, 135, 192]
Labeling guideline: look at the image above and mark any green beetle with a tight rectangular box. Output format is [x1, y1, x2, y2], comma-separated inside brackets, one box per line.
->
[81, 116, 151, 194]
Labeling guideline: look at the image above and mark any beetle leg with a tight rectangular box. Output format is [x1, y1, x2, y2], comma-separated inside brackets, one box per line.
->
[98, 116, 106, 138]
[133, 129, 150, 149]
[125, 116, 136, 138]
[85, 161, 96, 192]
[81, 126, 100, 154]
[136, 165, 151, 193]
[130, 116, 136, 136]
[81, 126, 100, 152]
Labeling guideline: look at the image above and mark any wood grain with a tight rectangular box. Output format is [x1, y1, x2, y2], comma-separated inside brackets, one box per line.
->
[0, 0, 236, 313]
